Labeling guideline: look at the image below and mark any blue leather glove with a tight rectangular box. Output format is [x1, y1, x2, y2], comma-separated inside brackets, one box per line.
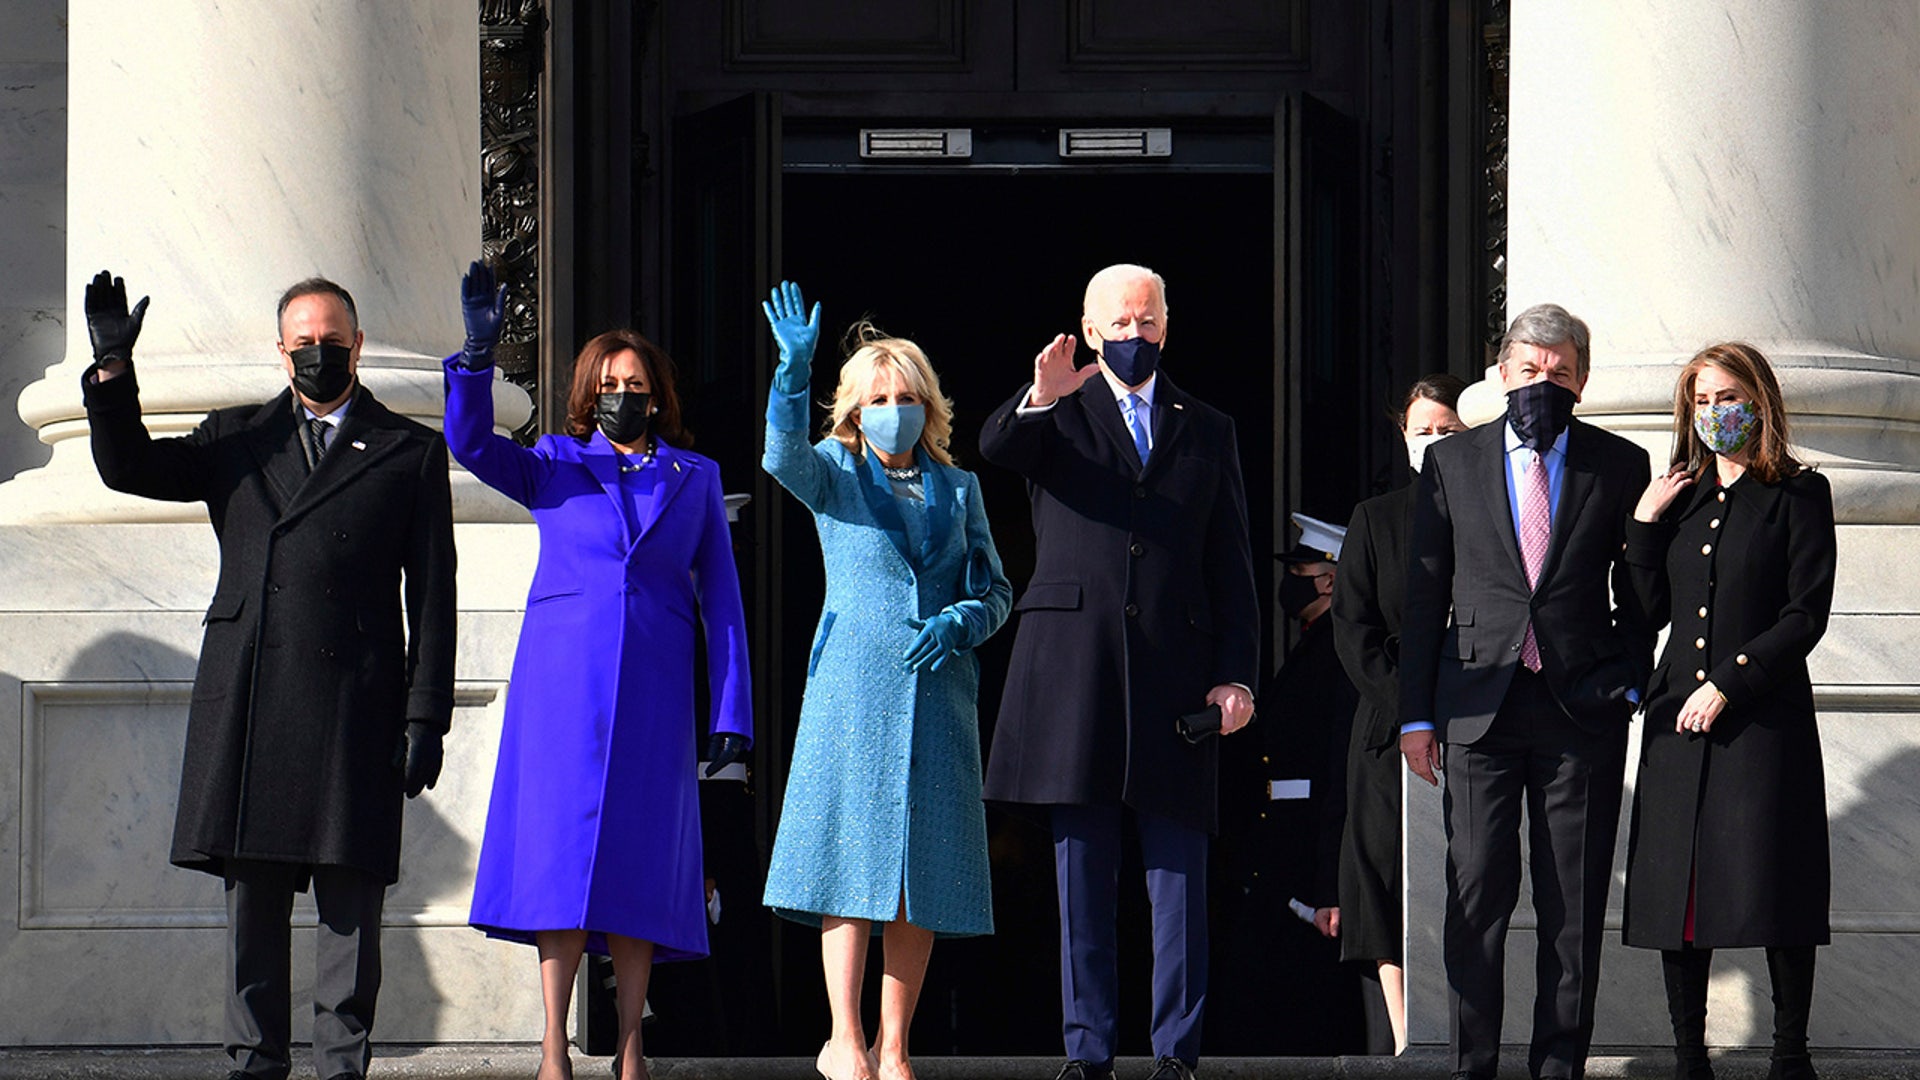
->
[704, 732, 749, 778]
[761, 280, 820, 396]
[904, 613, 966, 673]
[458, 259, 508, 371]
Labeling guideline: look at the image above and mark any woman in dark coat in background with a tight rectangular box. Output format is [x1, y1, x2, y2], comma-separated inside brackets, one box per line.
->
[1329, 373, 1467, 1054]
[1623, 342, 1836, 1080]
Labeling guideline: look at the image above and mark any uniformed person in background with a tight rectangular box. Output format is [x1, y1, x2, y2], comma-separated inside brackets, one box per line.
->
[1211, 513, 1362, 1053]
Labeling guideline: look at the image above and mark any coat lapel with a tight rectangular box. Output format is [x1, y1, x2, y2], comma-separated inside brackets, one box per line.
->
[918, 450, 954, 569]
[1537, 421, 1600, 588]
[276, 388, 408, 526]
[1075, 382, 1143, 476]
[249, 393, 307, 515]
[576, 433, 634, 550]
[637, 443, 695, 542]
[855, 448, 916, 570]
[1475, 421, 1528, 582]
[1138, 374, 1191, 482]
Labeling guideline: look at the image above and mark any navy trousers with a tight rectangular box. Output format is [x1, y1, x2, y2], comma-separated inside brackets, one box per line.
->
[1051, 804, 1209, 1066]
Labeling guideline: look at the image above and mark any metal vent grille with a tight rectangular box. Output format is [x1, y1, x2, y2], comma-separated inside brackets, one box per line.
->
[859, 129, 974, 159]
[1058, 128, 1173, 158]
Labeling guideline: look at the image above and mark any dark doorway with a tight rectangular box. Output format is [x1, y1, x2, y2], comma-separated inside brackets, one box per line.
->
[765, 168, 1277, 1054]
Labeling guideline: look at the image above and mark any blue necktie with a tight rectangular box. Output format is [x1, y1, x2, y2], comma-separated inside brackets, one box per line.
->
[1122, 393, 1151, 465]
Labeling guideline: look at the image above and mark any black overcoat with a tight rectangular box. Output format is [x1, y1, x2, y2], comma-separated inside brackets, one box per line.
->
[85, 371, 457, 883]
[1328, 485, 1411, 962]
[979, 375, 1260, 833]
[1620, 468, 1836, 949]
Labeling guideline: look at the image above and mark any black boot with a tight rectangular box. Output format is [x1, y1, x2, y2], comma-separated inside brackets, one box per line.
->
[1766, 946, 1818, 1080]
[1661, 947, 1714, 1080]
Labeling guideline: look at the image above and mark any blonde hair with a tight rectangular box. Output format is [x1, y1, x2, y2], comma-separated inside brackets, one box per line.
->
[823, 322, 956, 466]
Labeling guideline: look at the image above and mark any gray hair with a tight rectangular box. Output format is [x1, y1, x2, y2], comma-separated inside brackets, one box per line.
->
[1498, 303, 1591, 380]
[1083, 263, 1170, 317]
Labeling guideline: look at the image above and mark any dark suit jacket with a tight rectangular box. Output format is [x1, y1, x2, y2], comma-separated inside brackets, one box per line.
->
[85, 370, 457, 883]
[978, 374, 1260, 833]
[1399, 418, 1653, 744]
[1332, 485, 1410, 754]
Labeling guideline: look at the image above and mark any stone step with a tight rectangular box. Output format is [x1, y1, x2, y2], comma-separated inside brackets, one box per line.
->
[3, 1049, 1919, 1080]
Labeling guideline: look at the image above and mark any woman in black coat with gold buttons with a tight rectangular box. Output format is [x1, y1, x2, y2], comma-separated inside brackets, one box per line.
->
[1622, 342, 1837, 1080]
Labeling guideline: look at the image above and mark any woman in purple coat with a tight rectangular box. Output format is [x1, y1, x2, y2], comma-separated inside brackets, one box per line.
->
[445, 264, 752, 1080]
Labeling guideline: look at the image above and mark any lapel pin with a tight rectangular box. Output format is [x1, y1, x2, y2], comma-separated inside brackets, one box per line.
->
[351, 440, 367, 451]
[1172, 403, 1185, 411]
[673, 460, 682, 473]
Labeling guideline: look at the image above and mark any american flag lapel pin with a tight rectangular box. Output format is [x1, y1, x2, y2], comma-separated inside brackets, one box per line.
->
[351, 439, 368, 450]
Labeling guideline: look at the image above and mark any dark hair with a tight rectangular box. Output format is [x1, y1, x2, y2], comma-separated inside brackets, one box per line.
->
[1671, 341, 1802, 484]
[1396, 372, 1469, 430]
[564, 329, 692, 449]
[276, 277, 358, 336]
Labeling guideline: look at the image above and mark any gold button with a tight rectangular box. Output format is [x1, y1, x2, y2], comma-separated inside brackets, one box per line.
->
[1258, 812, 1267, 820]
[1736, 654, 1750, 666]
[1717, 491, 1727, 502]
[1701, 543, 1713, 555]
[1698, 606, 1708, 618]
[1710, 518, 1721, 529]
[1695, 669, 1707, 681]
[1695, 637, 1706, 649]
[1261, 756, 1269, 764]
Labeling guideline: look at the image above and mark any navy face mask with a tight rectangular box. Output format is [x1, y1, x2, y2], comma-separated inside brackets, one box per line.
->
[596, 391, 652, 445]
[1101, 336, 1161, 387]
[1506, 379, 1578, 451]
[288, 343, 355, 404]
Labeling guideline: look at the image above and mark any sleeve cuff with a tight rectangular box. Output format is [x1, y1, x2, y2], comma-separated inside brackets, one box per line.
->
[1013, 386, 1057, 416]
[1400, 720, 1435, 734]
[1623, 517, 1673, 567]
[766, 386, 811, 432]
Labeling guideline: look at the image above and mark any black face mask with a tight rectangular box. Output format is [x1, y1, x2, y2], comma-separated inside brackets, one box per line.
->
[596, 391, 652, 445]
[1101, 336, 1161, 387]
[1506, 379, 1578, 452]
[287, 343, 355, 404]
[1278, 571, 1324, 619]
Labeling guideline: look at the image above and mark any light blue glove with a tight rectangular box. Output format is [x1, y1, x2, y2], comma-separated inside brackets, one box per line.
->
[904, 613, 966, 673]
[762, 280, 821, 396]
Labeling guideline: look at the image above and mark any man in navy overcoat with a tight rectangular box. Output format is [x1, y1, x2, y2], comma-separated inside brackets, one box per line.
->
[981, 264, 1260, 1080]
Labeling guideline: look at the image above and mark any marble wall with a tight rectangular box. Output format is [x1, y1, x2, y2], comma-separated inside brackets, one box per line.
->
[1406, 0, 1920, 1053]
[0, 0, 64, 484]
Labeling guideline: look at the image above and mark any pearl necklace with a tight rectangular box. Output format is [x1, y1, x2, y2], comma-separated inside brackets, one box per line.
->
[882, 464, 921, 481]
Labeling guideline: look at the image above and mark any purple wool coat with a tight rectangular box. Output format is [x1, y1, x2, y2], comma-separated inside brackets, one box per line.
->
[445, 362, 751, 960]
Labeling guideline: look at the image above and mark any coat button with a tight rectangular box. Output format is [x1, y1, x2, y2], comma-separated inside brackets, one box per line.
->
[1125, 603, 1140, 618]
[1736, 653, 1750, 666]
[1698, 606, 1708, 618]
[1716, 491, 1727, 502]
[1700, 543, 1713, 555]
[1710, 518, 1721, 529]
[268, 583, 281, 593]
[1511, 643, 1521, 652]
[1134, 485, 1147, 498]
[1695, 669, 1707, 681]
[1695, 637, 1706, 649]
[1130, 542, 1146, 557]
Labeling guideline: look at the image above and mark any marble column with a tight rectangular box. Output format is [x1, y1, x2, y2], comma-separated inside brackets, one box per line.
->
[1409, 1, 1920, 1053]
[0, 1, 543, 1045]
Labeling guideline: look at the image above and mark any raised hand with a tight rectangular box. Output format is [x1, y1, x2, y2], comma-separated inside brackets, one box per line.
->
[903, 613, 966, 673]
[459, 259, 509, 370]
[84, 269, 151, 374]
[762, 280, 821, 396]
[1027, 333, 1099, 408]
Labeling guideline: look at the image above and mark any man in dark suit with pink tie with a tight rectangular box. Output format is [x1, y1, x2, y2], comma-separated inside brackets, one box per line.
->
[1398, 303, 1654, 1080]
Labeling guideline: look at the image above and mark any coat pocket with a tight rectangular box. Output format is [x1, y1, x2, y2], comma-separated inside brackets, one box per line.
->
[1014, 581, 1082, 611]
[808, 611, 838, 677]
[202, 592, 245, 625]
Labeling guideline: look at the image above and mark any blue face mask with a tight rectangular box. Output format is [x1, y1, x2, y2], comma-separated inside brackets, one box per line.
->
[1101, 336, 1161, 387]
[861, 403, 925, 456]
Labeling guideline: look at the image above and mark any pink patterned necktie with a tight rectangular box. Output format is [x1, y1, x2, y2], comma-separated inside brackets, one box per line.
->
[1518, 449, 1551, 671]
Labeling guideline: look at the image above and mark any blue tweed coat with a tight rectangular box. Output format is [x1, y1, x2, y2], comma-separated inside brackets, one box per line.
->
[760, 386, 1011, 936]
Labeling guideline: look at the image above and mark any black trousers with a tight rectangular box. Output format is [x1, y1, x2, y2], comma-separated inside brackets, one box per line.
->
[1441, 669, 1628, 1080]
[225, 859, 386, 1080]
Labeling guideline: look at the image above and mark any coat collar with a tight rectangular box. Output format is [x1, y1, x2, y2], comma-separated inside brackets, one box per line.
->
[1466, 416, 1600, 589]
[1071, 370, 1195, 478]
[252, 386, 410, 524]
[852, 445, 954, 574]
[571, 431, 698, 551]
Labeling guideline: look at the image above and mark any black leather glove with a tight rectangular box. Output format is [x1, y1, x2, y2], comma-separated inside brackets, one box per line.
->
[458, 259, 508, 371]
[704, 732, 749, 778]
[84, 269, 150, 366]
[403, 721, 444, 797]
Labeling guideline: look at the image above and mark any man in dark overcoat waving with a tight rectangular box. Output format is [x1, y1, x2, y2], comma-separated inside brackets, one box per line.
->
[980, 263, 1260, 1080]
[79, 270, 456, 1080]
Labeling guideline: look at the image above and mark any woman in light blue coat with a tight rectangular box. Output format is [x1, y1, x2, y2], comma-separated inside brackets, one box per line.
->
[760, 282, 1011, 1080]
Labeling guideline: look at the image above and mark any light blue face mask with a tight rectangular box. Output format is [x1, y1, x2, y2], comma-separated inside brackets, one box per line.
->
[860, 403, 925, 456]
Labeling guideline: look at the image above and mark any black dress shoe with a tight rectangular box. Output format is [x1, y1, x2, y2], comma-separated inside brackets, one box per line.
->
[1145, 1057, 1196, 1080]
[1053, 1060, 1114, 1080]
